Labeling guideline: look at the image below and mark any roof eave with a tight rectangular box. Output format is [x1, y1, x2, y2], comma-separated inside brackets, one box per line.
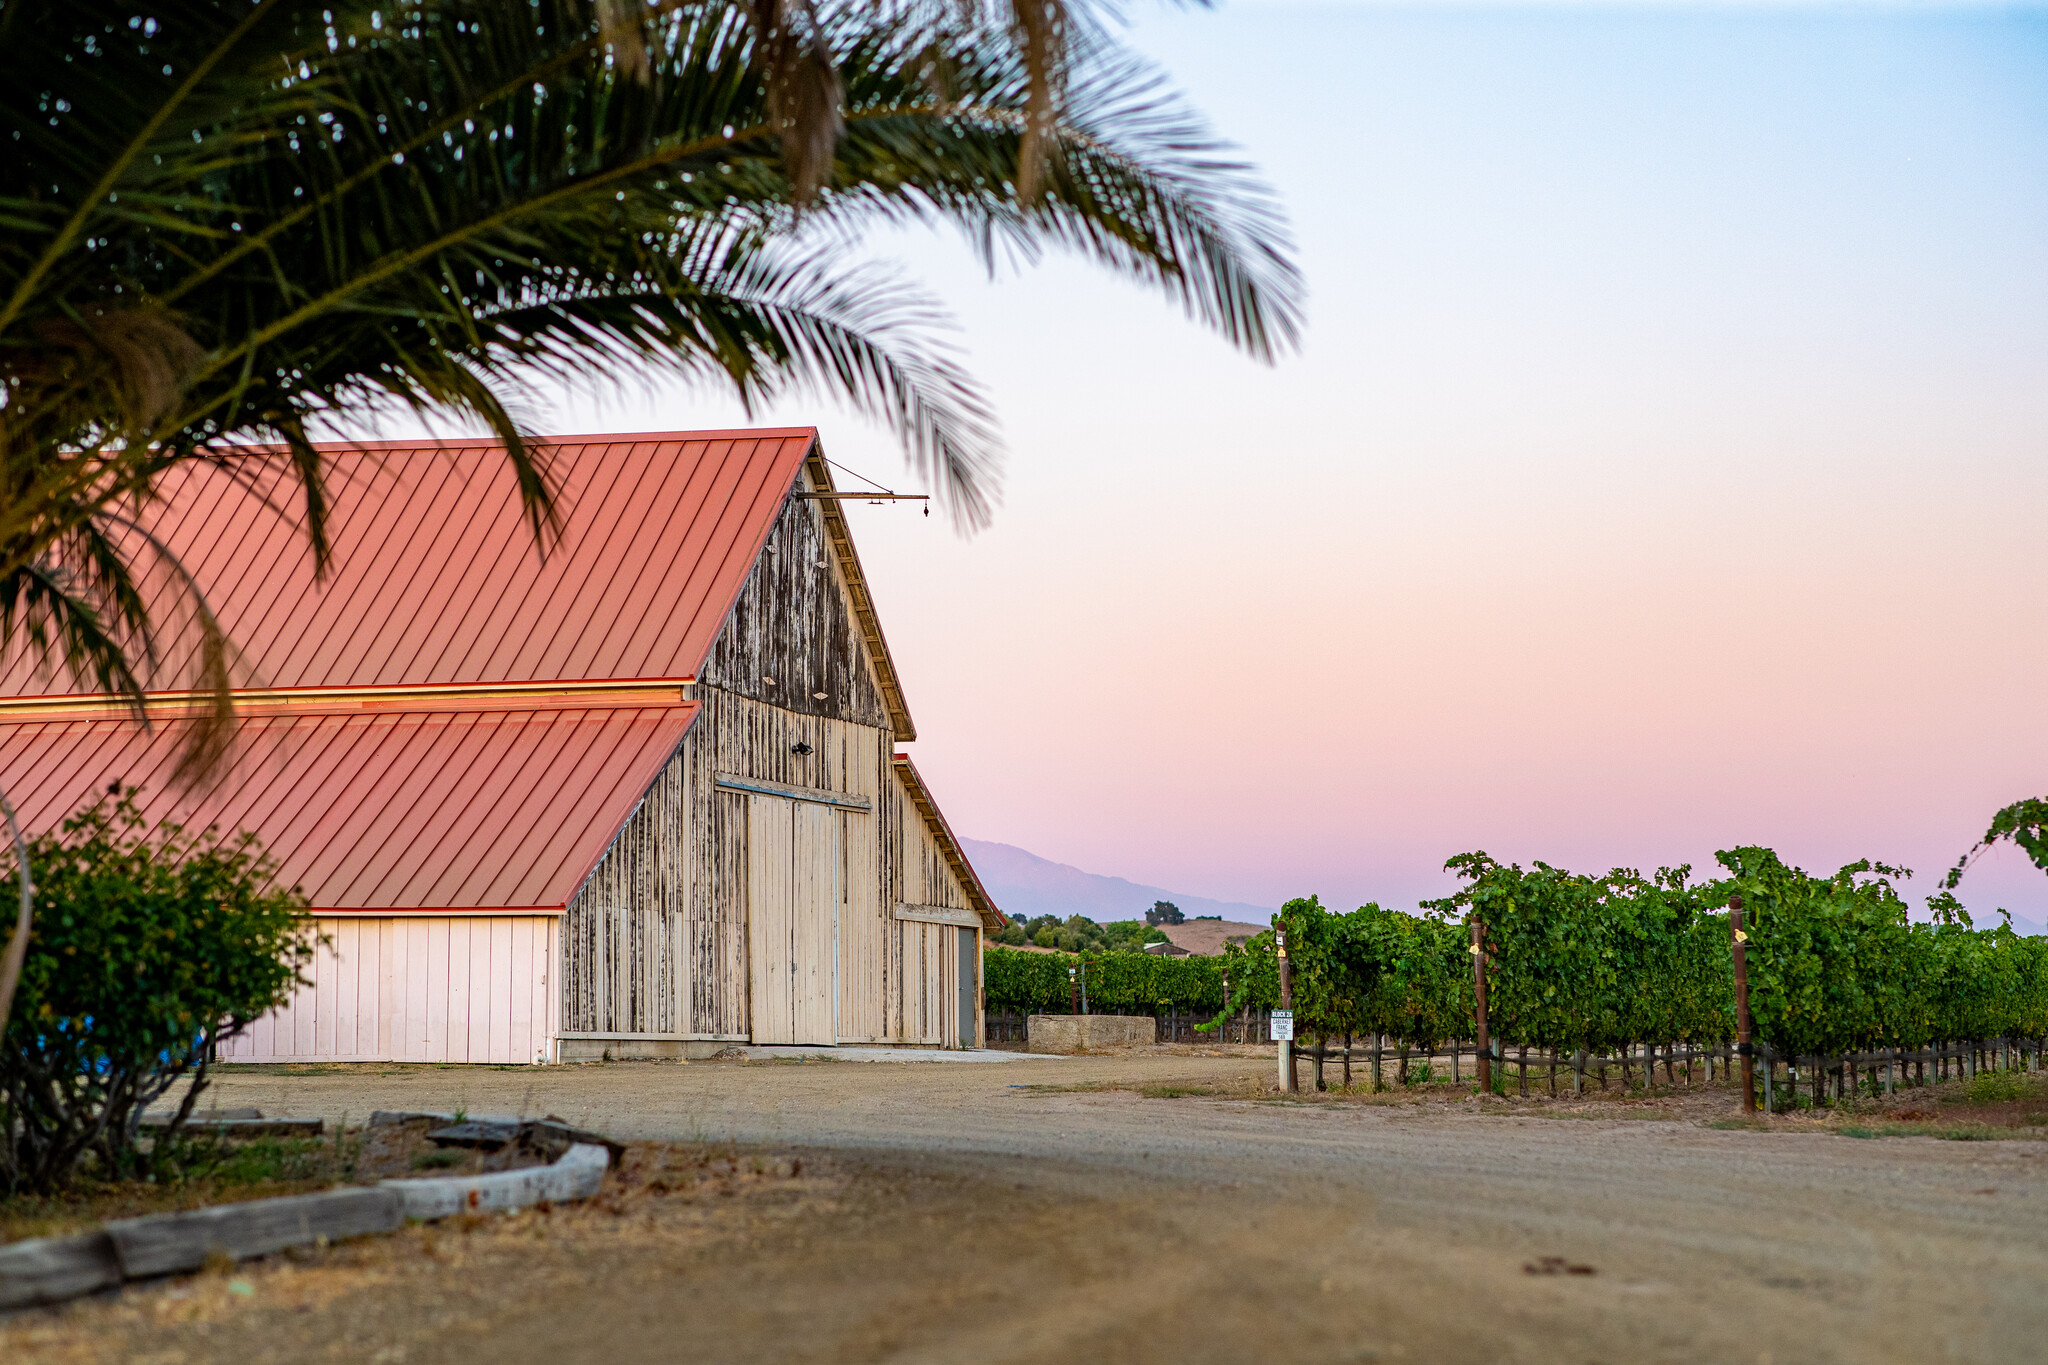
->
[891, 753, 1003, 928]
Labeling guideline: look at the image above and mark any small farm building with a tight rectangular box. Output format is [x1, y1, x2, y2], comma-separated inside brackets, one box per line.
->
[0, 429, 1001, 1061]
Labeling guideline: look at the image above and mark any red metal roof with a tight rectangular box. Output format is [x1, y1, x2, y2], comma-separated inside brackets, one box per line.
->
[0, 428, 820, 911]
[0, 701, 698, 912]
[5, 429, 818, 694]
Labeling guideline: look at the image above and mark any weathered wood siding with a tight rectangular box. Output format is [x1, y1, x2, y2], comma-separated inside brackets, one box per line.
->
[701, 485, 891, 728]
[221, 916, 558, 1064]
[887, 764, 977, 1046]
[561, 754, 688, 1035]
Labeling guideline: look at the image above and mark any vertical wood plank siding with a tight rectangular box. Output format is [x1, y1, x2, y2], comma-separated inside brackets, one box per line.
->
[562, 751, 688, 1034]
[886, 763, 975, 1045]
[220, 916, 558, 1063]
[701, 484, 891, 729]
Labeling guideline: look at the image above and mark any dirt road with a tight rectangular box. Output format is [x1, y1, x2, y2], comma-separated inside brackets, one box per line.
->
[11, 1052, 2047, 1364]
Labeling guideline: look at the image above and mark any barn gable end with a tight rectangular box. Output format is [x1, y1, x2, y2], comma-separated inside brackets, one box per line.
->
[699, 469, 894, 731]
[561, 451, 997, 1054]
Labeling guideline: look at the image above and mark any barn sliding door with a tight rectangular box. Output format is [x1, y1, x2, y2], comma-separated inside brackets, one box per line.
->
[746, 794, 841, 1046]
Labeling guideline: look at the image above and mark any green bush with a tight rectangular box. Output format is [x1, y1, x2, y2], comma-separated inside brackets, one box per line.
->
[983, 946, 1231, 1015]
[1962, 1070, 2030, 1105]
[0, 792, 314, 1193]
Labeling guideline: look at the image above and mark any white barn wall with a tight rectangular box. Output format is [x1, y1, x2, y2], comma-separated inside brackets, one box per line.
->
[220, 916, 559, 1064]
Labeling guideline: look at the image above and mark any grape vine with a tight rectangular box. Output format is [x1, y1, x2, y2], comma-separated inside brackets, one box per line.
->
[988, 845, 2048, 1068]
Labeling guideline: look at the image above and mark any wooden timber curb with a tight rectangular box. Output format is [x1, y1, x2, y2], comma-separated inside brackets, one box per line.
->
[0, 1141, 611, 1313]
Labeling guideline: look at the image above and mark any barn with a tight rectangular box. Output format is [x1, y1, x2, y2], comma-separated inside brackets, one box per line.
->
[0, 429, 1001, 1061]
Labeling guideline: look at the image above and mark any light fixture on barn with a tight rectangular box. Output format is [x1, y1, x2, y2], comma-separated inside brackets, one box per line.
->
[790, 741, 814, 756]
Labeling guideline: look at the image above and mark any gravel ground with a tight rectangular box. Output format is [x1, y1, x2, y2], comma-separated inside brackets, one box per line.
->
[8, 1049, 2046, 1364]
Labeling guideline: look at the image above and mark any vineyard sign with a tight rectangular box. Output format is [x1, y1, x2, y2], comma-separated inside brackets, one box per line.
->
[1270, 1010, 1294, 1042]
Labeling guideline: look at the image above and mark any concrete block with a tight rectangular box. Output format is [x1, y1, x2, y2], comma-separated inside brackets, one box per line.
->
[558, 1038, 727, 1061]
[1026, 1015, 1157, 1054]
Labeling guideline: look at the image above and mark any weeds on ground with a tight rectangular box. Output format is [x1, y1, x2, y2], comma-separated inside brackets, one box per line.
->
[1961, 1071, 2035, 1105]
[1705, 1067, 2048, 1139]
[411, 1149, 466, 1170]
[1837, 1122, 2000, 1141]
[1010, 1078, 1259, 1101]
[0, 1133, 359, 1242]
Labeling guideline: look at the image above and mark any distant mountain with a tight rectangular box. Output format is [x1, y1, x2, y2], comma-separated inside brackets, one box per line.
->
[959, 838, 1275, 925]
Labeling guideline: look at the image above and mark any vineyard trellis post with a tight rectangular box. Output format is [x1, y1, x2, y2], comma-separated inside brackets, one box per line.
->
[1276, 928, 1296, 1093]
[1731, 894, 1756, 1114]
[1470, 916, 1492, 1094]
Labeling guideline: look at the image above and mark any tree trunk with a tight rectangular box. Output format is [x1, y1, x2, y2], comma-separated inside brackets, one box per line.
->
[0, 790, 35, 1045]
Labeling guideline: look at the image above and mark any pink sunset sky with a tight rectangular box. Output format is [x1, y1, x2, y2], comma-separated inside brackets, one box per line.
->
[373, 2, 2048, 925]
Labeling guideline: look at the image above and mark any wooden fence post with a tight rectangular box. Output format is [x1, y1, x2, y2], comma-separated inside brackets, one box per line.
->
[1731, 894, 1756, 1114]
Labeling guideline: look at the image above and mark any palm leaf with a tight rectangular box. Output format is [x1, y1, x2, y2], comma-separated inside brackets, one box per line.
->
[0, 0, 1301, 767]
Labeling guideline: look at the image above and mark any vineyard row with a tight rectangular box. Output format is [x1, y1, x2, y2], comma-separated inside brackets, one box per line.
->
[984, 845, 2048, 1068]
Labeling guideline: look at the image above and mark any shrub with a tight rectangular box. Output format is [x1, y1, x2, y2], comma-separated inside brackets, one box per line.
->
[1963, 1070, 2030, 1105]
[0, 792, 313, 1193]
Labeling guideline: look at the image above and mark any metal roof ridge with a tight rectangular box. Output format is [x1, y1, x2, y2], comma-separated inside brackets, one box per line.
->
[201, 426, 821, 457]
